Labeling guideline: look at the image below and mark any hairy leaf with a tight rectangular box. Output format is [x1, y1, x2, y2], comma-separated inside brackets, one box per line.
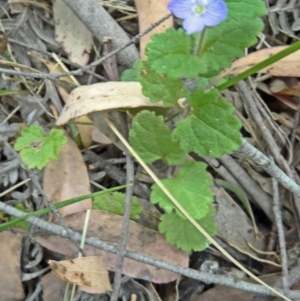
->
[173, 88, 242, 157]
[138, 61, 188, 106]
[151, 160, 213, 219]
[201, 0, 267, 76]
[130, 110, 185, 164]
[159, 205, 216, 252]
[146, 28, 206, 78]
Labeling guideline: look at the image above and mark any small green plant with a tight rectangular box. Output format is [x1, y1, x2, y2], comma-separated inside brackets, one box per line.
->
[14, 124, 67, 169]
[123, 0, 267, 252]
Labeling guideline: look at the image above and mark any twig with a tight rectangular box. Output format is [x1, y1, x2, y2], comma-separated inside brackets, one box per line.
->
[271, 171, 289, 292]
[0, 13, 172, 80]
[110, 113, 135, 301]
[236, 81, 289, 172]
[1, 201, 300, 299]
[240, 139, 300, 197]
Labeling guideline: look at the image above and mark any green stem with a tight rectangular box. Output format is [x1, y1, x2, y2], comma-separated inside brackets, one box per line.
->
[216, 40, 300, 91]
[193, 28, 206, 56]
[0, 184, 127, 231]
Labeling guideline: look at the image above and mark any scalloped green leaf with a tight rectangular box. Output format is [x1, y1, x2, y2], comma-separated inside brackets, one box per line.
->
[151, 160, 213, 220]
[14, 125, 67, 170]
[172, 88, 242, 157]
[130, 110, 185, 164]
[159, 205, 217, 252]
[93, 192, 142, 220]
[120, 60, 141, 82]
[146, 28, 206, 78]
[200, 0, 267, 76]
[138, 61, 188, 106]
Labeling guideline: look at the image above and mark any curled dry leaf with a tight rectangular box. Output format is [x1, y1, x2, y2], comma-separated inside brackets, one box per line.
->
[43, 132, 92, 217]
[134, 0, 173, 59]
[218, 46, 300, 80]
[49, 256, 112, 294]
[35, 210, 189, 283]
[56, 82, 164, 126]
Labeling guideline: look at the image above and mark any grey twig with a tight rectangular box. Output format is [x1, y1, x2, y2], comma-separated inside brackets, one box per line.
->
[240, 139, 300, 197]
[0, 13, 172, 80]
[271, 173, 289, 292]
[236, 81, 289, 172]
[110, 113, 135, 301]
[1, 201, 300, 299]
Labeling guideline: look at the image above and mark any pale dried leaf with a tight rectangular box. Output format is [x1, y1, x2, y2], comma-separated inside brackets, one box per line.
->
[0, 231, 25, 301]
[56, 82, 164, 126]
[49, 257, 112, 293]
[219, 46, 300, 79]
[134, 0, 173, 59]
[43, 132, 92, 216]
[53, 0, 92, 66]
[35, 210, 189, 283]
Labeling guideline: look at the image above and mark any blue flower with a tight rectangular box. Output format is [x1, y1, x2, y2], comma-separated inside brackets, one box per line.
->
[168, 0, 228, 35]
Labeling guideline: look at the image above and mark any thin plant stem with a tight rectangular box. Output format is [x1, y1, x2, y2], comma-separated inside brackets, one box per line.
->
[193, 28, 206, 56]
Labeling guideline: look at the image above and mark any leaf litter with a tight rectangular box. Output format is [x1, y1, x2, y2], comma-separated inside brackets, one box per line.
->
[1, 0, 300, 300]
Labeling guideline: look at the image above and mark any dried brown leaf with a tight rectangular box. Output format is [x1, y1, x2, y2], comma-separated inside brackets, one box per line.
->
[49, 256, 112, 293]
[0, 231, 25, 301]
[42, 272, 68, 301]
[219, 46, 300, 79]
[43, 132, 92, 216]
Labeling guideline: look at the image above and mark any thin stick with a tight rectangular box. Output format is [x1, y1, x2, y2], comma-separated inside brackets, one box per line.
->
[110, 113, 135, 301]
[2, 201, 300, 299]
[241, 139, 300, 197]
[271, 174, 289, 292]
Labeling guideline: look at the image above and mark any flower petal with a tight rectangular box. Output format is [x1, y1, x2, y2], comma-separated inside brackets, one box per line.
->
[183, 15, 206, 34]
[168, 0, 194, 19]
[202, 0, 227, 26]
